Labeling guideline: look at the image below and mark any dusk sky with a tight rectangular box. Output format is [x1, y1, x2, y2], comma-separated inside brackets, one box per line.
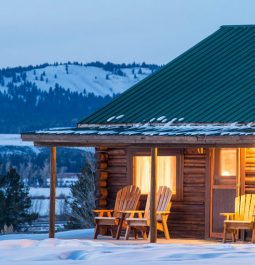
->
[1, 0, 255, 67]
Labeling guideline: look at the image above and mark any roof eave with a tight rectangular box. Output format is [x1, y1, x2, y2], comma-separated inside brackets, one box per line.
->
[21, 133, 255, 148]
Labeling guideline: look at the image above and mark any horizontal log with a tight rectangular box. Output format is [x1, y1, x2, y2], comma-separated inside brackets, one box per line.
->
[108, 159, 127, 166]
[98, 162, 108, 169]
[107, 167, 127, 174]
[183, 168, 206, 174]
[98, 153, 109, 161]
[108, 149, 127, 155]
[108, 155, 127, 160]
[183, 186, 205, 193]
[97, 199, 107, 207]
[169, 224, 205, 230]
[99, 146, 108, 151]
[184, 179, 205, 184]
[171, 203, 205, 209]
[98, 188, 108, 197]
[98, 180, 107, 187]
[107, 172, 127, 178]
[169, 216, 205, 222]
[98, 171, 108, 180]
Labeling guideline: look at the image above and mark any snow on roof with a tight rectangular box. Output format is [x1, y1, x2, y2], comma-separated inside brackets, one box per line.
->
[31, 123, 255, 136]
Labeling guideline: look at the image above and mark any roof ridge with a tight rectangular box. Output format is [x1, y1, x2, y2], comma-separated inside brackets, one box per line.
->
[221, 25, 255, 29]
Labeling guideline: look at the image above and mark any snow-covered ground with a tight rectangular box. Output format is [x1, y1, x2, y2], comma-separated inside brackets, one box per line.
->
[0, 229, 255, 265]
[30, 187, 71, 216]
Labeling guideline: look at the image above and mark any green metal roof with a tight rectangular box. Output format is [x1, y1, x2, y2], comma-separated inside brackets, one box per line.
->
[79, 25, 255, 125]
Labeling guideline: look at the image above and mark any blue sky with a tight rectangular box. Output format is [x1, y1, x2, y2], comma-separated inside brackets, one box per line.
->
[1, 0, 255, 67]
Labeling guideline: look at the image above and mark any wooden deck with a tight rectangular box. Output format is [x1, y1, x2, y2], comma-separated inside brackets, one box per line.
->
[79, 232, 221, 245]
[87, 236, 222, 245]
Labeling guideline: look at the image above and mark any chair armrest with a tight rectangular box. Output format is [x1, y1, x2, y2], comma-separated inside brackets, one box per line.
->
[119, 210, 145, 214]
[93, 209, 114, 217]
[93, 209, 114, 213]
[220, 213, 235, 220]
[156, 211, 170, 215]
[119, 210, 145, 218]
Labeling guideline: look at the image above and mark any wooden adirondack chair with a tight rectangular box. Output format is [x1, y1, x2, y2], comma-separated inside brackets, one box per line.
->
[93, 185, 140, 239]
[221, 194, 255, 243]
[124, 186, 172, 240]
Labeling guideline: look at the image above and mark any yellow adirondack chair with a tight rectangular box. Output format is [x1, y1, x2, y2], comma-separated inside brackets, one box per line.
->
[93, 185, 141, 239]
[221, 194, 255, 243]
[123, 186, 172, 240]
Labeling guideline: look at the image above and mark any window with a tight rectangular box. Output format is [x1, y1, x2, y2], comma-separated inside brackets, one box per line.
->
[133, 155, 177, 194]
[214, 148, 238, 186]
[220, 149, 237, 177]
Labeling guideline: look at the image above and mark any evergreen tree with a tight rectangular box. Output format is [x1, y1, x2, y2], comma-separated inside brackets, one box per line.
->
[21, 72, 27, 81]
[12, 74, 17, 83]
[0, 168, 38, 231]
[65, 153, 96, 229]
[0, 75, 4, 86]
[65, 64, 69, 74]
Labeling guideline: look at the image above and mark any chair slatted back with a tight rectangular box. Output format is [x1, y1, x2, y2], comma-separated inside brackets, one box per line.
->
[235, 194, 255, 221]
[113, 185, 141, 218]
[144, 186, 172, 220]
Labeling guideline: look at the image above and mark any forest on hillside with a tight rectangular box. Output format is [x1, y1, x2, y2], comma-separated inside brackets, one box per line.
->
[0, 82, 113, 133]
[0, 61, 160, 133]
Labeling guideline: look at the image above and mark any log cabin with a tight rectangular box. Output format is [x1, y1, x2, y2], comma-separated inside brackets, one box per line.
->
[22, 25, 255, 241]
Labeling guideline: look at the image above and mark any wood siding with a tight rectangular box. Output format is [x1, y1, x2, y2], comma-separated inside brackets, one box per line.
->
[244, 148, 255, 194]
[170, 149, 206, 238]
[95, 147, 207, 239]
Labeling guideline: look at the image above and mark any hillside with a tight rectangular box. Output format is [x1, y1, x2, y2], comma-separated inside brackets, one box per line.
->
[0, 62, 160, 133]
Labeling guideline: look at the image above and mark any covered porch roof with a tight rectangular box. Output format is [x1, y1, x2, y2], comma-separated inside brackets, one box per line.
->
[21, 123, 255, 147]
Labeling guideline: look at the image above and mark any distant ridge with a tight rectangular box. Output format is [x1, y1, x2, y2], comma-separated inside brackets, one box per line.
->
[0, 61, 160, 133]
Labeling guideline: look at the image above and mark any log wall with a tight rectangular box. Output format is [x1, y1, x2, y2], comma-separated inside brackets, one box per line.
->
[170, 149, 206, 238]
[95, 147, 207, 239]
[244, 148, 255, 194]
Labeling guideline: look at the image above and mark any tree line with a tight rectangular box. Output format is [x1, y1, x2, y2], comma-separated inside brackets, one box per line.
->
[0, 81, 114, 133]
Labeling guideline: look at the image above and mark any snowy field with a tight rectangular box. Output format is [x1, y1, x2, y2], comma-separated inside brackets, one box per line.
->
[0, 134, 33, 146]
[0, 229, 255, 265]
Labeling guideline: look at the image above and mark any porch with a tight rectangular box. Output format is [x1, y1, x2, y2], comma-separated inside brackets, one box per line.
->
[21, 125, 255, 243]
[0, 228, 221, 244]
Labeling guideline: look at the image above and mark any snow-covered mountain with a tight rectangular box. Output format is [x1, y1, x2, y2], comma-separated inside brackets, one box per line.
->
[0, 62, 157, 97]
[0, 62, 160, 133]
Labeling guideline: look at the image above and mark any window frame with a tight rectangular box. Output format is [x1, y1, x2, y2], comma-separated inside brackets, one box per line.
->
[127, 148, 184, 201]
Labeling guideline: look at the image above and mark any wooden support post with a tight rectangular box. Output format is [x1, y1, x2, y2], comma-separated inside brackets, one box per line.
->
[150, 147, 158, 243]
[49, 146, 56, 238]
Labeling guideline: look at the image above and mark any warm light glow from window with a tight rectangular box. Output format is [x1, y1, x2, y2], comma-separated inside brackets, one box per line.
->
[220, 149, 237, 176]
[133, 156, 176, 194]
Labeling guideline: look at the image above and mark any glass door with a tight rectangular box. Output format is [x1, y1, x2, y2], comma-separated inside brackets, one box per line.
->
[210, 148, 240, 238]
